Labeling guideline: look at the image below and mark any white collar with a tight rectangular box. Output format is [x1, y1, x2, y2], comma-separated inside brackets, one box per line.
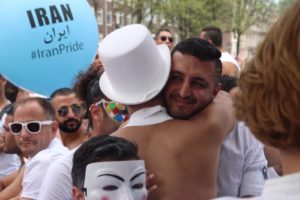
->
[124, 105, 172, 127]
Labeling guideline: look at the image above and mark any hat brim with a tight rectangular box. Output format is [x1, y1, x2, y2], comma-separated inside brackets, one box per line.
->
[99, 44, 171, 105]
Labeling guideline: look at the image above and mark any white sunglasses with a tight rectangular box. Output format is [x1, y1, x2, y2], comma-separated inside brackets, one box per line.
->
[9, 120, 53, 135]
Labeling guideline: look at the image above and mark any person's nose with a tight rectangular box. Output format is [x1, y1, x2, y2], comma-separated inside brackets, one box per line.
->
[20, 125, 31, 137]
[66, 107, 76, 118]
[120, 187, 134, 200]
[178, 81, 191, 98]
[166, 39, 172, 45]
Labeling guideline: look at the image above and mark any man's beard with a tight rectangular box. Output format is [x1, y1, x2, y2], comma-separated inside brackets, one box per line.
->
[59, 118, 82, 133]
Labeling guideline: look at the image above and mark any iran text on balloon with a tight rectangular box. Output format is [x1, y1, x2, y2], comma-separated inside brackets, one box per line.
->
[27, 4, 73, 28]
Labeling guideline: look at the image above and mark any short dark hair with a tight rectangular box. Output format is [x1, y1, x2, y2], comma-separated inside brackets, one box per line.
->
[0, 103, 14, 119]
[72, 135, 139, 189]
[73, 68, 107, 128]
[155, 27, 172, 39]
[73, 68, 105, 109]
[172, 37, 222, 82]
[14, 97, 55, 120]
[201, 25, 223, 47]
[5, 81, 18, 103]
[220, 75, 237, 92]
[85, 74, 106, 128]
[50, 88, 77, 100]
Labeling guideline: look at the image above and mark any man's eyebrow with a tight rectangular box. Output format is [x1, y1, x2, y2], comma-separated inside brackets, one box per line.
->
[170, 70, 181, 74]
[194, 76, 208, 83]
[98, 174, 125, 182]
[130, 172, 146, 182]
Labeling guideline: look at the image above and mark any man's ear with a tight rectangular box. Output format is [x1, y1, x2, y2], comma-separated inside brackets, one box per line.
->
[72, 186, 85, 200]
[90, 104, 105, 120]
[214, 82, 222, 96]
[208, 39, 214, 45]
[51, 121, 59, 137]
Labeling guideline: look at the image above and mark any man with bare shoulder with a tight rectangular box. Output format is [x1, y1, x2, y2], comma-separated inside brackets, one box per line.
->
[98, 24, 235, 200]
[166, 38, 267, 198]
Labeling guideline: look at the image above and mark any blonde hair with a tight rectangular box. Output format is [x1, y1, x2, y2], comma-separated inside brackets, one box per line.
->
[235, 1, 300, 149]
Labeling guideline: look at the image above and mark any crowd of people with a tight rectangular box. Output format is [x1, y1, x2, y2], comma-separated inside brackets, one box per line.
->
[0, 1, 299, 199]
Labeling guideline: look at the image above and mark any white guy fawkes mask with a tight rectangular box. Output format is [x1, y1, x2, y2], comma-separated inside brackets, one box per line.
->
[84, 160, 148, 200]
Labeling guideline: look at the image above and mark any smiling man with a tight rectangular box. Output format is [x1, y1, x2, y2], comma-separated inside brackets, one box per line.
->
[164, 38, 267, 198]
[99, 24, 235, 200]
[164, 50, 219, 119]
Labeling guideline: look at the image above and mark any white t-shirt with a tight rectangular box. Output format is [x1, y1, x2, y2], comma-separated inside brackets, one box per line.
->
[215, 172, 300, 200]
[37, 147, 79, 200]
[0, 112, 21, 177]
[21, 138, 69, 199]
[124, 105, 172, 127]
[0, 153, 21, 178]
[217, 122, 267, 197]
[221, 52, 240, 71]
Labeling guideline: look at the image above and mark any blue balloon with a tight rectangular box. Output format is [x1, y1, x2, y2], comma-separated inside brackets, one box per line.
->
[0, 0, 99, 97]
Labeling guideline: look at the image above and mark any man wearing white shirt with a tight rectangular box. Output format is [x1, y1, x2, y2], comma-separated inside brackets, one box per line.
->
[200, 26, 240, 77]
[11, 97, 69, 200]
[216, 122, 267, 197]
[37, 71, 121, 200]
[0, 75, 21, 178]
[50, 88, 88, 150]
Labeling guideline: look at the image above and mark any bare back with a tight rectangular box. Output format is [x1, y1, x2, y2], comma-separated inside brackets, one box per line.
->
[113, 92, 235, 200]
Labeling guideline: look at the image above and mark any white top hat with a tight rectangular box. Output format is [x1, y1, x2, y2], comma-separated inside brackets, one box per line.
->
[99, 24, 171, 105]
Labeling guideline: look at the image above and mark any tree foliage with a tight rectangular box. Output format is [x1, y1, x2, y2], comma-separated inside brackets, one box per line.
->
[278, 0, 296, 14]
[161, 0, 233, 39]
[112, 0, 276, 55]
[231, 0, 275, 55]
[161, 0, 206, 39]
[115, 0, 162, 30]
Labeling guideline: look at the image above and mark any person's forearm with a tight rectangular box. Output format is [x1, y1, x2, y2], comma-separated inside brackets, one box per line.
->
[1, 170, 19, 189]
[192, 91, 235, 139]
[0, 167, 24, 200]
